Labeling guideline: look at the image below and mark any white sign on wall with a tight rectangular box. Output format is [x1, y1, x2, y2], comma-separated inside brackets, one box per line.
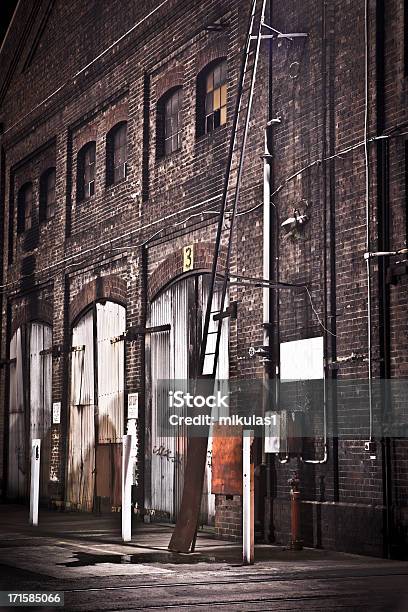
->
[280, 337, 324, 381]
[52, 402, 61, 424]
[128, 393, 139, 419]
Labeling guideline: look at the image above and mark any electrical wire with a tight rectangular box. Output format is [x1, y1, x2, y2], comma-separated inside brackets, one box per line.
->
[0, 193, 222, 292]
[3, 0, 171, 135]
[229, 273, 335, 337]
[235, 132, 393, 217]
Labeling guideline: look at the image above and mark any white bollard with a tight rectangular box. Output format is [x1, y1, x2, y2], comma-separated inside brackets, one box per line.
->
[243, 430, 254, 565]
[122, 434, 133, 542]
[29, 439, 41, 526]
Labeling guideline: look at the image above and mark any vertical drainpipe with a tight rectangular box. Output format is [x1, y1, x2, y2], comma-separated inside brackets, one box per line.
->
[327, 0, 339, 502]
[0, 124, 5, 498]
[262, 0, 275, 543]
[139, 244, 148, 514]
[375, 0, 393, 559]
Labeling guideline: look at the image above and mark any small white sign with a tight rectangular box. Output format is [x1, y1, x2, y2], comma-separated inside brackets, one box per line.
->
[128, 393, 139, 419]
[52, 402, 61, 424]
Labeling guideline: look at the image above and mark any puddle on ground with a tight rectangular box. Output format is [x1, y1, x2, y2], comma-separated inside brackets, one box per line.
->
[58, 551, 223, 567]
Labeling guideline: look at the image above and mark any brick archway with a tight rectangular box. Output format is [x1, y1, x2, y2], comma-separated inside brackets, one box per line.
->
[11, 296, 53, 335]
[69, 274, 127, 324]
[148, 242, 227, 301]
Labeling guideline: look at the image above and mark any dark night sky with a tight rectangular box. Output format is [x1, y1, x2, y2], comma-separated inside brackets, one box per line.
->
[1, 0, 18, 48]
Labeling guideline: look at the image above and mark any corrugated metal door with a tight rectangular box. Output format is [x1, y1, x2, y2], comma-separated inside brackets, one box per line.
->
[8, 328, 26, 499]
[96, 301, 125, 443]
[149, 275, 228, 524]
[171, 280, 189, 518]
[96, 301, 126, 509]
[29, 323, 52, 498]
[150, 285, 176, 519]
[67, 310, 95, 511]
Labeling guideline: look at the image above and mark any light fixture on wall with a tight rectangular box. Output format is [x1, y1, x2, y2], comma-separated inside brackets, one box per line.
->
[281, 207, 308, 240]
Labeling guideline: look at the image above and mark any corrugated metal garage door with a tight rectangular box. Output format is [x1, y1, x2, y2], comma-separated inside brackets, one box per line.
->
[8, 328, 26, 499]
[67, 309, 95, 511]
[67, 301, 126, 511]
[96, 301, 126, 510]
[8, 323, 52, 500]
[29, 323, 52, 498]
[149, 274, 229, 524]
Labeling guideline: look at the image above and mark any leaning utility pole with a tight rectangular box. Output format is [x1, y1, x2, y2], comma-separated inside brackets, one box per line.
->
[169, 0, 267, 553]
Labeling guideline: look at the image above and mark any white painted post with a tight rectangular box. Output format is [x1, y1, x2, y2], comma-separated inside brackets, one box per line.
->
[243, 430, 254, 565]
[122, 434, 132, 542]
[29, 439, 41, 526]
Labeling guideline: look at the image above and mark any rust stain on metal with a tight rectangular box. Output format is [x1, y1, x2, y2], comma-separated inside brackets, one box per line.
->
[211, 425, 243, 495]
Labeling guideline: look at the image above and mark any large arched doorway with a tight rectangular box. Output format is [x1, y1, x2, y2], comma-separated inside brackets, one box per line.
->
[147, 274, 228, 524]
[8, 322, 52, 500]
[66, 300, 126, 511]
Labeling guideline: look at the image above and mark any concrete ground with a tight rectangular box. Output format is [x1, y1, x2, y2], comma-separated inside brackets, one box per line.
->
[0, 504, 407, 611]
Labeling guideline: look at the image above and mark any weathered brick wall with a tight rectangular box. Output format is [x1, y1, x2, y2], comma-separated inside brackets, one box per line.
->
[215, 494, 242, 541]
[0, 0, 407, 557]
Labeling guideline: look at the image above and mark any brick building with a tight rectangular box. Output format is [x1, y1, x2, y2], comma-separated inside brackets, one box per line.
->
[0, 0, 407, 558]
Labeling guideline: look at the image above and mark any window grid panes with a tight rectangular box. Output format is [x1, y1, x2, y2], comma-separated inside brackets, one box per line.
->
[45, 169, 56, 220]
[23, 184, 33, 231]
[83, 143, 95, 199]
[205, 60, 227, 134]
[164, 89, 182, 155]
[113, 124, 127, 183]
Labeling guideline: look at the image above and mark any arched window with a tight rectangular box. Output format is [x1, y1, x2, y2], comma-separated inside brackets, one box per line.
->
[39, 167, 56, 221]
[17, 182, 33, 234]
[76, 141, 96, 201]
[196, 59, 227, 137]
[156, 88, 183, 158]
[106, 122, 127, 185]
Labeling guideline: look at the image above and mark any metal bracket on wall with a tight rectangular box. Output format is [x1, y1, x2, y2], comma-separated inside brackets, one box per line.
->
[122, 324, 171, 342]
[212, 301, 238, 321]
[257, 21, 308, 41]
[0, 358, 16, 368]
[39, 344, 64, 358]
[71, 345, 85, 353]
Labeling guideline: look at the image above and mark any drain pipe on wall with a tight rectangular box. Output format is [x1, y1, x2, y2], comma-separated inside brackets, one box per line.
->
[375, 0, 393, 559]
[364, 0, 375, 454]
[300, 0, 328, 465]
[262, 0, 277, 539]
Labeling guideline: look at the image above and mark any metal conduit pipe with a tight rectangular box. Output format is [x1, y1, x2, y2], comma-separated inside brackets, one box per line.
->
[364, 0, 374, 443]
[375, 0, 393, 559]
[300, 0, 329, 464]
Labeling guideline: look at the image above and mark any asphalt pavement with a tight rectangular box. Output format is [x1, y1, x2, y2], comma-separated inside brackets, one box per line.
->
[0, 504, 407, 611]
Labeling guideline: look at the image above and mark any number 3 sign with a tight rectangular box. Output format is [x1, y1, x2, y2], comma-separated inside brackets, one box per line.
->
[182, 244, 194, 272]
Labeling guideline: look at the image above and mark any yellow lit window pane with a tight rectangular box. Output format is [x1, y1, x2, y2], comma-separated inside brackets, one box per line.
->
[220, 84, 227, 107]
[206, 72, 213, 93]
[220, 106, 227, 125]
[213, 87, 221, 110]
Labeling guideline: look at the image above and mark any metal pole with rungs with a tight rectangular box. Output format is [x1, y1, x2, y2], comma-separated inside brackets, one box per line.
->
[122, 434, 133, 542]
[243, 430, 254, 564]
[29, 439, 41, 526]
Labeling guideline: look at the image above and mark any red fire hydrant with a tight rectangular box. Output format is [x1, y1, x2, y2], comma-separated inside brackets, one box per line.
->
[288, 471, 303, 550]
